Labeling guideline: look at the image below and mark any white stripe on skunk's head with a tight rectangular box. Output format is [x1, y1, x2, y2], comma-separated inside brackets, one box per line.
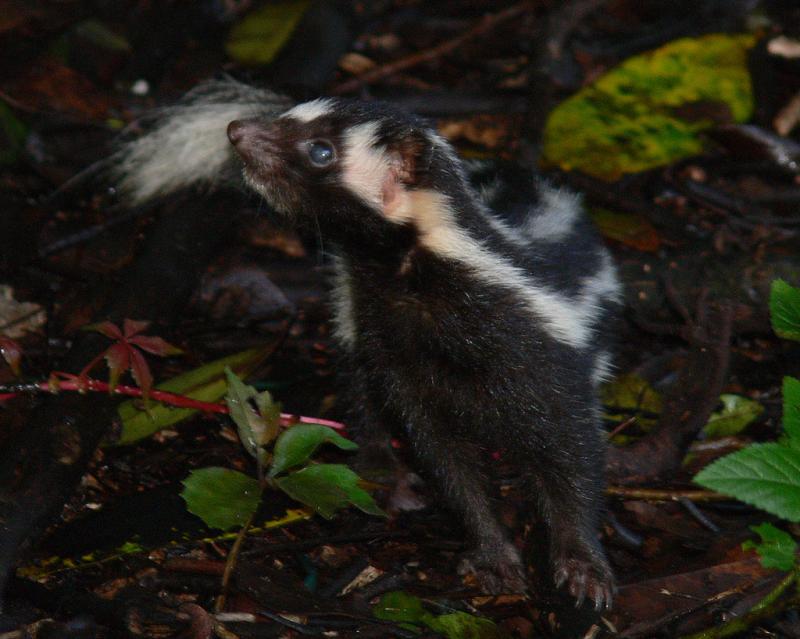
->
[227, 99, 442, 231]
[280, 98, 335, 123]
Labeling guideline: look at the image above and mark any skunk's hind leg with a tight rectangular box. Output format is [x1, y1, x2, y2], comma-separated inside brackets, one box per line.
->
[514, 420, 614, 610]
[405, 415, 527, 594]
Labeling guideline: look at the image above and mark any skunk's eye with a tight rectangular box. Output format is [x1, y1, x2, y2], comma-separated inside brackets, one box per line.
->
[307, 140, 335, 167]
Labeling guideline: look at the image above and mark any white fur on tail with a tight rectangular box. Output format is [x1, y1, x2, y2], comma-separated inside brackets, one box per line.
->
[112, 78, 291, 205]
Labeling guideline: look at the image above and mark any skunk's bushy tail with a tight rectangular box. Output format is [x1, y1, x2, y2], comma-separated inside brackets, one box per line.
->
[112, 78, 291, 205]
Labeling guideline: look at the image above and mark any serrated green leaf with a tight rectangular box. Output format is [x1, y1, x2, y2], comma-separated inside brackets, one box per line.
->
[427, 611, 505, 639]
[770, 279, 800, 342]
[742, 522, 798, 571]
[224, 367, 279, 467]
[704, 394, 764, 439]
[181, 467, 261, 530]
[114, 346, 270, 445]
[275, 464, 385, 519]
[784, 377, 800, 446]
[269, 424, 358, 477]
[226, 0, 310, 66]
[543, 33, 754, 180]
[694, 443, 800, 521]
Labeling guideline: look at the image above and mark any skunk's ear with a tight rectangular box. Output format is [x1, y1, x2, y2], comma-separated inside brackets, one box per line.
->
[393, 129, 433, 185]
[381, 129, 432, 219]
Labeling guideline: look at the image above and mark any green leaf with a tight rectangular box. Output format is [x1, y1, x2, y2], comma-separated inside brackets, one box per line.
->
[270, 424, 358, 477]
[0, 100, 28, 166]
[703, 394, 764, 439]
[742, 523, 798, 571]
[783, 377, 800, 445]
[373, 591, 428, 625]
[181, 467, 261, 530]
[601, 373, 663, 436]
[373, 592, 506, 639]
[275, 464, 385, 519]
[770, 279, 800, 342]
[114, 346, 271, 445]
[427, 612, 505, 639]
[542, 33, 754, 180]
[694, 443, 800, 521]
[224, 367, 280, 467]
[226, 0, 310, 66]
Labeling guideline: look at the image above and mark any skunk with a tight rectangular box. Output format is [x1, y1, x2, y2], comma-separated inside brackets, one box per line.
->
[113, 79, 622, 609]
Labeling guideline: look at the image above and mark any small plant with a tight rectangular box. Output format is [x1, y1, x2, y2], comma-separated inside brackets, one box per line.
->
[180, 368, 384, 530]
[81, 319, 183, 402]
[694, 279, 800, 566]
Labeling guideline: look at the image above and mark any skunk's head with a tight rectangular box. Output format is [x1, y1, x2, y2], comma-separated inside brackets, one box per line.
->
[227, 98, 457, 242]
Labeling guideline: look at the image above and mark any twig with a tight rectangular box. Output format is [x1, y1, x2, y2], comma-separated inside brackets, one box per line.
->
[257, 610, 324, 636]
[0, 376, 346, 431]
[607, 415, 637, 439]
[242, 529, 410, 557]
[606, 487, 729, 502]
[678, 496, 720, 533]
[332, 1, 534, 95]
[606, 511, 644, 548]
[679, 567, 800, 639]
[215, 510, 256, 613]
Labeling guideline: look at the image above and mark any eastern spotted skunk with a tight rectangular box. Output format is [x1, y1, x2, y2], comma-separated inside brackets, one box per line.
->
[113, 79, 622, 609]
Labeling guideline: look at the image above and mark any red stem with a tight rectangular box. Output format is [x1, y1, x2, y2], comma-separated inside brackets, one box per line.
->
[0, 378, 345, 431]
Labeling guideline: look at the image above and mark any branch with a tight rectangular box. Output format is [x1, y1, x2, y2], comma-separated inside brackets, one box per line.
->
[0, 376, 346, 431]
[679, 568, 800, 639]
[332, 1, 534, 95]
[606, 487, 729, 502]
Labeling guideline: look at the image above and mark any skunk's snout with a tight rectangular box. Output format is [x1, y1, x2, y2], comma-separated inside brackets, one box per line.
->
[227, 119, 277, 166]
[226, 119, 248, 146]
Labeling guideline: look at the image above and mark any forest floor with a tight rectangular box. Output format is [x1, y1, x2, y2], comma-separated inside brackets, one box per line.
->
[1, 1, 800, 637]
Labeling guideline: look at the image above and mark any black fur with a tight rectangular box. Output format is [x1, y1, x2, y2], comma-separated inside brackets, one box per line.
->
[227, 98, 620, 608]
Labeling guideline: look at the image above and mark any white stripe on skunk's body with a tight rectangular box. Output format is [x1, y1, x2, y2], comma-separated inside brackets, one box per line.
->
[525, 183, 583, 243]
[112, 78, 291, 204]
[342, 179, 620, 351]
[329, 257, 358, 350]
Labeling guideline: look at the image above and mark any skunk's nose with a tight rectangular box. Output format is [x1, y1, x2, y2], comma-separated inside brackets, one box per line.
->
[227, 119, 275, 165]
[227, 119, 247, 146]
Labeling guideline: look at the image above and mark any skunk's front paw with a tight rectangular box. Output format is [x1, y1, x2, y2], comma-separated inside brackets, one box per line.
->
[458, 541, 528, 595]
